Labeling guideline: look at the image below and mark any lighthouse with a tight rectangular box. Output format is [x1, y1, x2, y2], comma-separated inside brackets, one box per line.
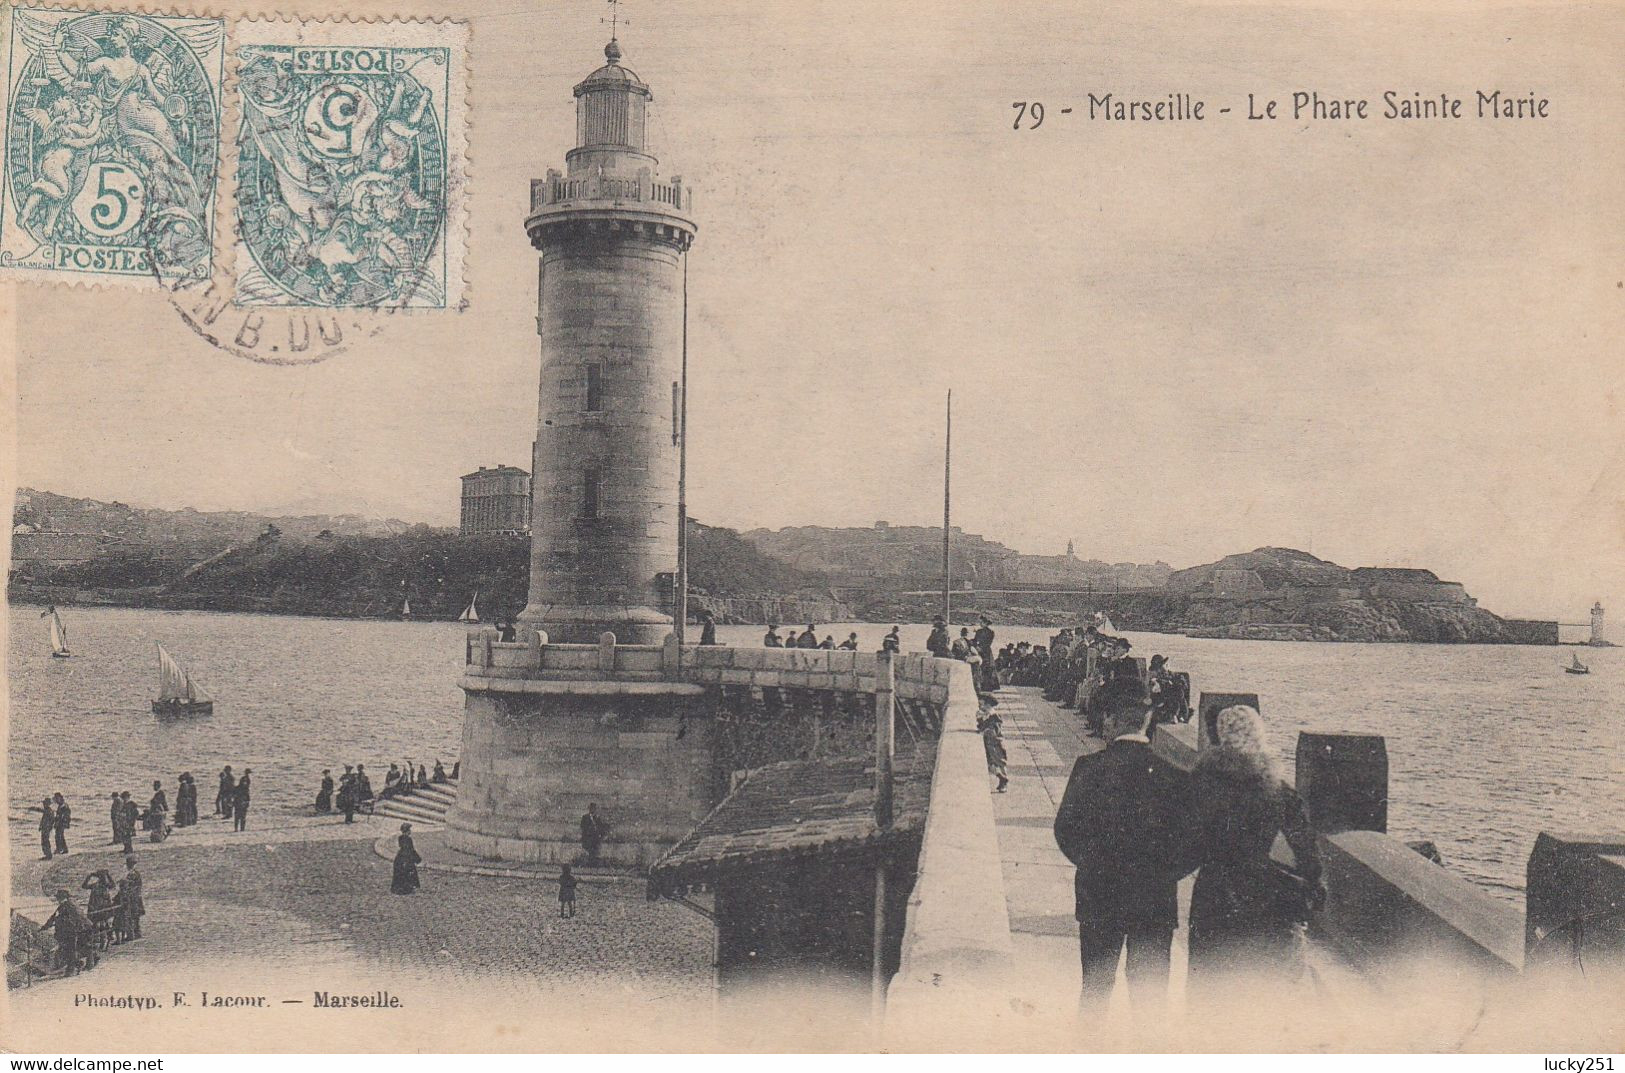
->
[445, 36, 711, 867]
[1591, 602, 1605, 646]
[520, 36, 696, 643]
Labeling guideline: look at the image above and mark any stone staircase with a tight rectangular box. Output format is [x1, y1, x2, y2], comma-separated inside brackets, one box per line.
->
[371, 780, 457, 827]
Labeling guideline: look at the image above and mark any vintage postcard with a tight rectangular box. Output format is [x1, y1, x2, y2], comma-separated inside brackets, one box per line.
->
[2, 0, 1622, 1058]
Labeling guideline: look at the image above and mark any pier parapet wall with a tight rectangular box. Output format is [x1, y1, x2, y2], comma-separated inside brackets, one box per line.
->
[450, 629, 963, 866]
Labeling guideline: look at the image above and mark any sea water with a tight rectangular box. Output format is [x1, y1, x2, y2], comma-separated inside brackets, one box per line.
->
[8, 606, 1620, 904]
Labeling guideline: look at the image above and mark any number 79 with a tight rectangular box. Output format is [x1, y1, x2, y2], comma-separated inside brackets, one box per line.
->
[1011, 101, 1045, 130]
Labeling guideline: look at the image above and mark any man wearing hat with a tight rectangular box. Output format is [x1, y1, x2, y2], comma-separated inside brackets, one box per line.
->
[926, 617, 951, 658]
[1054, 677, 1193, 1015]
[42, 890, 90, 975]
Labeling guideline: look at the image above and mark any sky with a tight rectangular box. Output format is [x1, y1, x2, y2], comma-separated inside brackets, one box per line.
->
[7, 0, 1623, 621]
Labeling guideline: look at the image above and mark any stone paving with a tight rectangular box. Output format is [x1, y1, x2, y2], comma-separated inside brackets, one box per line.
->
[7, 809, 717, 1047]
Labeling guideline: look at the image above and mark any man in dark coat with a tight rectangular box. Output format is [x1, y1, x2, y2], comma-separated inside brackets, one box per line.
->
[926, 617, 951, 658]
[119, 792, 139, 854]
[216, 766, 235, 818]
[580, 803, 608, 863]
[42, 890, 88, 975]
[109, 792, 122, 844]
[338, 766, 357, 823]
[698, 609, 717, 646]
[52, 792, 72, 854]
[123, 857, 145, 940]
[38, 798, 55, 860]
[232, 769, 252, 832]
[1054, 675, 1195, 1015]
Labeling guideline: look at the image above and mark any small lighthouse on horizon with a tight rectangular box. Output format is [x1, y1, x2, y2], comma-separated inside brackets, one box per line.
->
[1591, 601, 1606, 646]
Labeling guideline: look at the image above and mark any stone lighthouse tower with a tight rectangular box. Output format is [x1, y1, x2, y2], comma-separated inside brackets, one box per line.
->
[1591, 602, 1606, 646]
[520, 36, 696, 644]
[445, 37, 710, 868]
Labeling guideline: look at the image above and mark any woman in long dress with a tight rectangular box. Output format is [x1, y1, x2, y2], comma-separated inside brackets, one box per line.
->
[143, 781, 168, 842]
[173, 773, 196, 827]
[390, 823, 422, 895]
[1187, 705, 1324, 997]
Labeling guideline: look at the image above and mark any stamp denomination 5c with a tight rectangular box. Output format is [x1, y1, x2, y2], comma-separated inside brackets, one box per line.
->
[233, 19, 468, 310]
[1, 7, 225, 284]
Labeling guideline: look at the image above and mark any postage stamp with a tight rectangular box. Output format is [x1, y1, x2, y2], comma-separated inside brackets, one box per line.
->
[232, 19, 468, 310]
[0, 7, 225, 284]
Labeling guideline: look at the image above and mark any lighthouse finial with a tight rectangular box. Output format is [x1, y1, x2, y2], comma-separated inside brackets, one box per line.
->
[602, 0, 628, 54]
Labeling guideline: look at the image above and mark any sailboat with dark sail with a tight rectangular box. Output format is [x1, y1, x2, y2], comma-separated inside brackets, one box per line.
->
[153, 644, 213, 716]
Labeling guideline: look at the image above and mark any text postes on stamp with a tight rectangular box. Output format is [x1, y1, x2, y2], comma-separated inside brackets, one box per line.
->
[1, 8, 225, 285]
[233, 19, 468, 310]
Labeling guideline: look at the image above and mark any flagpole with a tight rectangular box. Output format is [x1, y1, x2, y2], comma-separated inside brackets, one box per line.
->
[943, 389, 952, 626]
[676, 248, 690, 653]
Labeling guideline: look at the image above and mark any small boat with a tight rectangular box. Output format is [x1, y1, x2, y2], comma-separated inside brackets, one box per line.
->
[45, 608, 70, 659]
[153, 643, 213, 716]
[1565, 655, 1590, 675]
[458, 593, 479, 623]
[401, 596, 412, 619]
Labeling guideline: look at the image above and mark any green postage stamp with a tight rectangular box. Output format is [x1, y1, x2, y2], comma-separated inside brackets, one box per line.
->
[233, 19, 468, 309]
[1, 8, 226, 283]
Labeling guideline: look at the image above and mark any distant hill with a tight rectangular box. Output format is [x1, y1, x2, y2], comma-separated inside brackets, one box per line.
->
[10, 491, 834, 621]
[740, 523, 1171, 591]
[11, 488, 412, 559]
[1168, 546, 1353, 592]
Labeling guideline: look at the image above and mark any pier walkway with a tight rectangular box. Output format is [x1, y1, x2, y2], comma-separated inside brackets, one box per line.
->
[989, 687, 1197, 1037]
[987, 686, 1371, 1045]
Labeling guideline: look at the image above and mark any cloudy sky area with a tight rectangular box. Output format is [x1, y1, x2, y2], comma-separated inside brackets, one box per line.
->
[11, 0, 1623, 620]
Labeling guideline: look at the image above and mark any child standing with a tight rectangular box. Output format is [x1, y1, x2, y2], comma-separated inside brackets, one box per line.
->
[558, 864, 577, 918]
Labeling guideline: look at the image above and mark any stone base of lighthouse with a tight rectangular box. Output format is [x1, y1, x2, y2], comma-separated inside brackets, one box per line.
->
[444, 684, 716, 867]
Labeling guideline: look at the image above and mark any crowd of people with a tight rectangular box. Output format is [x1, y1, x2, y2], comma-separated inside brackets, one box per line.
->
[34, 856, 147, 978]
[312, 758, 456, 823]
[760, 623, 862, 650]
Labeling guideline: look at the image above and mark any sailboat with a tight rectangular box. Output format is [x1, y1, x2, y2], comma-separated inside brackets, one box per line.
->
[45, 608, 70, 659]
[152, 643, 213, 716]
[1565, 653, 1590, 675]
[458, 593, 480, 623]
[401, 596, 413, 619]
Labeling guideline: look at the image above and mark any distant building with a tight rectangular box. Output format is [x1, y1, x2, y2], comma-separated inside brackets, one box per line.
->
[1350, 566, 1473, 605]
[1592, 602, 1606, 646]
[459, 466, 531, 536]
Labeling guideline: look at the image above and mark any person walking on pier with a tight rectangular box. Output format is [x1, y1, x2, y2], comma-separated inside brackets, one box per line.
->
[175, 773, 198, 827]
[144, 781, 168, 843]
[216, 766, 235, 818]
[558, 864, 578, 918]
[1053, 676, 1193, 1016]
[52, 792, 71, 855]
[391, 823, 423, 895]
[338, 766, 358, 823]
[122, 857, 145, 940]
[316, 770, 334, 813]
[978, 709, 1010, 793]
[42, 890, 89, 975]
[232, 769, 252, 832]
[117, 792, 137, 854]
[38, 797, 55, 860]
[698, 609, 717, 646]
[580, 803, 609, 864]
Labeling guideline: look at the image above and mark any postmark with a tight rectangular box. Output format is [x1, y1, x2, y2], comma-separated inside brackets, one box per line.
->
[231, 19, 467, 310]
[1, 7, 225, 285]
